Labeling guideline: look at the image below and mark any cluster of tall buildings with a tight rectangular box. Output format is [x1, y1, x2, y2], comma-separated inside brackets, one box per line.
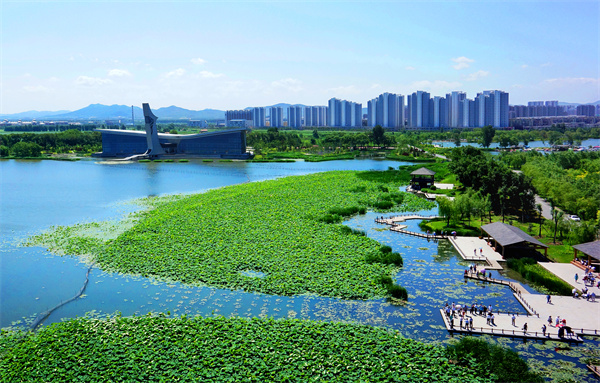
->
[405, 90, 509, 130]
[225, 90, 510, 129]
[510, 101, 567, 118]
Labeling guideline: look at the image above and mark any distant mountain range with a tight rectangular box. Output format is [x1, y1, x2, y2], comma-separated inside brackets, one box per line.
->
[2, 100, 599, 121]
[0, 104, 226, 121]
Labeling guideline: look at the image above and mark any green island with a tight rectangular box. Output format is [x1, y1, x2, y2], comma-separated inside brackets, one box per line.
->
[28, 171, 433, 300]
[0, 315, 540, 382]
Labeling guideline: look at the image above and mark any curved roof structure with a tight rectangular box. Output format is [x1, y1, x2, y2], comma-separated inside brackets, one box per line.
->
[481, 222, 547, 248]
[573, 240, 600, 261]
[410, 167, 436, 176]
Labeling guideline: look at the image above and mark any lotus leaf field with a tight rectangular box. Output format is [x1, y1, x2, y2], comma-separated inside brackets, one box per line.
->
[0, 316, 493, 382]
[28, 171, 434, 299]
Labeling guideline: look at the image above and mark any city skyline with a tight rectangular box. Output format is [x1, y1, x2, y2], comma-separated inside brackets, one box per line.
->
[2, 0, 599, 114]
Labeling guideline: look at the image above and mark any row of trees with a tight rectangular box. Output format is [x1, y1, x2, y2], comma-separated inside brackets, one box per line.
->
[448, 146, 536, 220]
[517, 151, 600, 221]
[247, 126, 397, 153]
[0, 130, 102, 157]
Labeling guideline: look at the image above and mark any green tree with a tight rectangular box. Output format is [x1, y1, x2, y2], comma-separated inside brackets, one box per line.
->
[481, 125, 495, 148]
[536, 203, 543, 237]
[437, 196, 456, 226]
[11, 142, 42, 157]
[312, 129, 319, 139]
[372, 125, 385, 146]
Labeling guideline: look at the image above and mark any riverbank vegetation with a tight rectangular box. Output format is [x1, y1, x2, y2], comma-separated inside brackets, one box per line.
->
[27, 171, 434, 300]
[0, 130, 102, 157]
[0, 315, 538, 382]
[506, 258, 573, 295]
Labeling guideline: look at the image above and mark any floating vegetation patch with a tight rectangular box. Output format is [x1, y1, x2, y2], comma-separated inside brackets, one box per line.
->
[418, 247, 429, 250]
[178, 159, 189, 162]
[0, 315, 497, 382]
[25, 171, 434, 300]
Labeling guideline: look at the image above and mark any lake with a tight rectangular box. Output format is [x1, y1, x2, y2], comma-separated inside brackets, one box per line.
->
[1, 158, 597, 381]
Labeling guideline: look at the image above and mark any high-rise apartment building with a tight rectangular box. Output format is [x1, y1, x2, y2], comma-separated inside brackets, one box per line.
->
[328, 98, 361, 127]
[226, 110, 253, 127]
[304, 106, 327, 127]
[288, 106, 302, 128]
[270, 107, 283, 128]
[407, 91, 431, 129]
[252, 107, 266, 127]
[367, 92, 405, 128]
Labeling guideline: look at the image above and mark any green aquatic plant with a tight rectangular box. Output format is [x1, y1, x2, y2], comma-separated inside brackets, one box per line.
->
[26, 171, 434, 300]
[0, 315, 497, 382]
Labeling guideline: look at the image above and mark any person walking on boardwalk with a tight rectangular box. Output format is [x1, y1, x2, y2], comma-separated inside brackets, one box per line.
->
[512, 314, 516, 326]
[469, 317, 473, 330]
[542, 324, 547, 336]
[474, 249, 477, 256]
[575, 273, 579, 283]
[547, 294, 552, 304]
[522, 323, 528, 333]
[548, 316, 553, 326]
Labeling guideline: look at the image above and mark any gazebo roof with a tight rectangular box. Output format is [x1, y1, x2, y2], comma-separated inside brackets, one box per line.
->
[481, 222, 547, 248]
[410, 167, 436, 176]
[573, 240, 600, 261]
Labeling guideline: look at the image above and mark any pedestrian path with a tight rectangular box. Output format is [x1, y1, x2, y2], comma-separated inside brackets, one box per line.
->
[439, 309, 583, 342]
[448, 236, 504, 270]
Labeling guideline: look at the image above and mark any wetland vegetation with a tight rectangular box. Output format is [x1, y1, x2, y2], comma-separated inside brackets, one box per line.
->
[0, 315, 539, 382]
[27, 170, 434, 300]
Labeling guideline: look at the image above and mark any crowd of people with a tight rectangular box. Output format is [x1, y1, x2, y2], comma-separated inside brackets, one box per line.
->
[444, 302, 500, 330]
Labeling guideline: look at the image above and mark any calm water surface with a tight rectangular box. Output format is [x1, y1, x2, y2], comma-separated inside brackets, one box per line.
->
[1, 158, 597, 381]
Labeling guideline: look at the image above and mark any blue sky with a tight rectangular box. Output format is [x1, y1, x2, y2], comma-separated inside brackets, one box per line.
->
[2, 0, 599, 113]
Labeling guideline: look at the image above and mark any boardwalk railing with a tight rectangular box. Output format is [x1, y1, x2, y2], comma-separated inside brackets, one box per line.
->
[464, 271, 539, 317]
[441, 311, 582, 342]
[390, 227, 446, 240]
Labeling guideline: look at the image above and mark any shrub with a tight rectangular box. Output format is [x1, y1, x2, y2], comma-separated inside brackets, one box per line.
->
[387, 284, 408, 299]
[319, 214, 342, 224]
[358, 207, 367, 214]
[381, 252, 403, 267]
[380, 245, 392, 254]
[507, 258, 572, 295]
[446, 337, 543, 383]
[371, 200, 393, 210]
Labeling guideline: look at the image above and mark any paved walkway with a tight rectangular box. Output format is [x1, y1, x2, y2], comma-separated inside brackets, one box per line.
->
[535, 195, 553, 220]
[540, 262, 600, 295]
[440, 309, 583, 342]
[448, 236, 504, 269]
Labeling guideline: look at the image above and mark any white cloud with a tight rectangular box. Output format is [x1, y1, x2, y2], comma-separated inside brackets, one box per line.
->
[541, 62, 552, 67]
[326, 85, 360, 95]
[108, 69, 131, 77]
[542, 77, 598, 85]
[521, 64, 528, 69]
[165, 68, 186, 78]
[198, 70, 224, 79]
[271, 78, 303, 92]
[75, 76, 112, 86]
[409, 80, 462, 91]
[405, 66, 416, 71]
[23, 85, 50, 93]
[465, 70, 490, 81]
[370, 83, 381, 89]
[191, 58, 206, 65]
[451, 56, 474, 70]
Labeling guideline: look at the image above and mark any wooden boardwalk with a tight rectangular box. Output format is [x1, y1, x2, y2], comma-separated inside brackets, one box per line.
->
[463, 271, 539, 316]
[374, 216, 445, 240]
[439, 309, 583, 343]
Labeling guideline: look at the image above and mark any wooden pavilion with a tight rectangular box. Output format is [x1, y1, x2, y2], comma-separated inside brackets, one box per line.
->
[410, 167, 435, 190]
[480, 222, 548, 258]
[573, 240, 600, 269]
